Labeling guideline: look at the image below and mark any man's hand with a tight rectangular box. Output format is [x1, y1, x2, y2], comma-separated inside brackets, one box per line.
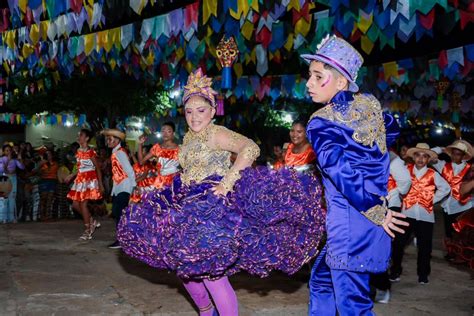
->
[383, 210, 409, 238]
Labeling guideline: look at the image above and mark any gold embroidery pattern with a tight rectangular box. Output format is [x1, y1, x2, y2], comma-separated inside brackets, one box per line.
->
[179, 124, 231, 185]
[310, 94, 387, 154]
[361, 198, 388, 226]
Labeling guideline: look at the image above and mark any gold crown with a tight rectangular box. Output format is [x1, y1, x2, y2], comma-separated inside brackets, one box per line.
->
[183, 69, 217, 107]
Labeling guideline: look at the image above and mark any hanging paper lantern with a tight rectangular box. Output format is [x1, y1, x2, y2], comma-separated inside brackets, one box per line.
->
[434, 79, 449, 108]
[216, 36, 239, 90]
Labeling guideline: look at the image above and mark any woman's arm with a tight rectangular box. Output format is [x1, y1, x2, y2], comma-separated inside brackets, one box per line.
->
[210, 126, 260, 195]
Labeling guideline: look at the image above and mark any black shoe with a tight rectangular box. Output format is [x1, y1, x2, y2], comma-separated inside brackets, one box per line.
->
[108, 241, 121, 249]
[444, 253, 456, 262]
[389, 273, 401, 282]
[418, 276, 429, 284]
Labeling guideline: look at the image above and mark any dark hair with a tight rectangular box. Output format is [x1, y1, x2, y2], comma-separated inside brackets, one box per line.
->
[291, 120, 307, 129]
[162, 121, 176, 132]
[2, 144, 12, 151]
[80, 129, 94, 141]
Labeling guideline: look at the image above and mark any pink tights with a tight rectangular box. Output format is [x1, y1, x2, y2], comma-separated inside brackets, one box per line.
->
[182, 276, 238, 316]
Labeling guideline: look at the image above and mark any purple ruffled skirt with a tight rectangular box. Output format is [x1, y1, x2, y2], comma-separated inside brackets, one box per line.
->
[117, 167, 326, 279]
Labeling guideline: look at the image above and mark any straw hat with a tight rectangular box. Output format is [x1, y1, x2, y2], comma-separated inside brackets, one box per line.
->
[101, 129, 125, 141]
[406, 143, 438, 161]
[444, 140, 473, 161]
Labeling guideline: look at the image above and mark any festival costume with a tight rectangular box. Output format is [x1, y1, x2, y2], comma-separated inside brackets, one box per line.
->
[433, 140, 473, 240]
[118, 69, 325, 315]
[391, 159, 450, 282]
[118, 123, 325, 278]
[130, 162, 157, 203]
[370, 152, 411, 297]
[284, 143, 316, 173]
[67, 148, 103, 202]
[444, 164, 474, 269]
[302, 35, 399, 315]
[149, 143, 180, 189]
[109, 143, 136, 228]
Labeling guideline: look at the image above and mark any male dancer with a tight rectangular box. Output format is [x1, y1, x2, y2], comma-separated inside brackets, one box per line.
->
[301, 35, 408, 315]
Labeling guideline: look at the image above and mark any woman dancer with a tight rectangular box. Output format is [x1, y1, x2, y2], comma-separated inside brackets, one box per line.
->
[285, 120, 317, 174]
[137, 121, 180, 190]
[130, 146, 157, 203]
[66, 129, 104, 240]
[118, 69, 325, 315]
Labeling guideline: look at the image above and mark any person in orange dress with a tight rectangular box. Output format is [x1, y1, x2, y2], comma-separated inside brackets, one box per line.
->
[130, 146, 157, 203]
[66, 129, 104, 241]
[137, 122, 180, 190]
[284, 120, 317, 174]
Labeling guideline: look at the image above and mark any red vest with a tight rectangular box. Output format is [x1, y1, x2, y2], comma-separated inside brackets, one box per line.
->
[404, 164, 436, 213]
[111, 147, 128, 185]
[442, 163, 471, 205]
[387, 175, 397, 192]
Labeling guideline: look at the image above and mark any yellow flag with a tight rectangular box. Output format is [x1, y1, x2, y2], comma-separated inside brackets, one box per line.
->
[109, 59, 117, 70]
[37, 79, 44, 91]
[5, 31, 16, 49]
[360, 35, 374, 54]
[84, 34, 96, 55]
[294, 18, 311, 36]
[284, 34, 294, 52]
[97, 30, 107, 50]
[202, 0, 217, 24]
[30, 24, 40, 44]
[383, 61, 398, 80]
[287, 0, 301, 11]
[358, 13, 373, 34]
[18, 0, 27, 13]
[40, 21, 49, 40]
[3, 61, 10, 75]
[109, 27, 121, 49]
[233, 63, 243, 79]
[57, 115, 62, 125]
[241, 21, 254, 41]
[146, 50, 154, 65]
[22, 44, 35, 58]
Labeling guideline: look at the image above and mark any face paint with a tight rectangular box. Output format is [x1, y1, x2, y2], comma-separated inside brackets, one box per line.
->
[321, 74, 331, 88]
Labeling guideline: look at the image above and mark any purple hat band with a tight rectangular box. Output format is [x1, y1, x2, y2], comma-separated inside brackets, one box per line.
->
[313, 53, 353, 81]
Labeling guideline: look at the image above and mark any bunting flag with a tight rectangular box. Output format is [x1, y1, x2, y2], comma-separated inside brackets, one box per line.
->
[0, 0, 473, 108]
[0, 112, 87, 127]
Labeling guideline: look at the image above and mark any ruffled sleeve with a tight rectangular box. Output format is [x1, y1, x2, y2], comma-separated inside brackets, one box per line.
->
[307, 117, 383, 215]
[210, 126, 260, 193]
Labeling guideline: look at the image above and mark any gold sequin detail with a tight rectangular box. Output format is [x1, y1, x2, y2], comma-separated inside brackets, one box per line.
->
[179, 124, 231, 185]
[310, 94, 387, 154]
[179, 124, 260, 192]
[361, 199, 388, 226]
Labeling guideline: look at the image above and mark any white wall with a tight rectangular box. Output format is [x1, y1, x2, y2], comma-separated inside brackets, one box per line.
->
[25, 124, 81, 147]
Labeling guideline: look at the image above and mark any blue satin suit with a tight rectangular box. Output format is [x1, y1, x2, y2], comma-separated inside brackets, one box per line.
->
[306, 91, 399, 315]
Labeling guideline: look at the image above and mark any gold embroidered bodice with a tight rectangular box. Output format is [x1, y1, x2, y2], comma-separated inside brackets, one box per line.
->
[179, 123, 260, 192]
[309, 93, 387, 154]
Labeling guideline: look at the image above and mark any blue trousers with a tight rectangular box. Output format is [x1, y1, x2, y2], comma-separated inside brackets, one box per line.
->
[309, 247, 374, 316]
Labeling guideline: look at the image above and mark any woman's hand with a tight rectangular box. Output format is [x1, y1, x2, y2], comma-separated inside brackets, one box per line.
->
[138, 135, 146, 145]
[211, 184, 227, 196]
[383, 210, 409, 238]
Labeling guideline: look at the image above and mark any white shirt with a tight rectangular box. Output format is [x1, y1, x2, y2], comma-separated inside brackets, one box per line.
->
[111, 144, 136, 196]
[402, 166, 451, 223]
[387, 153, 412, 208]
[433, 160, 472, 215]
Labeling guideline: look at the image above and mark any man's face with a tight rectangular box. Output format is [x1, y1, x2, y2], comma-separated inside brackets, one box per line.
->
[450, 148, 464, 164]
[414, 152, 430, 169]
